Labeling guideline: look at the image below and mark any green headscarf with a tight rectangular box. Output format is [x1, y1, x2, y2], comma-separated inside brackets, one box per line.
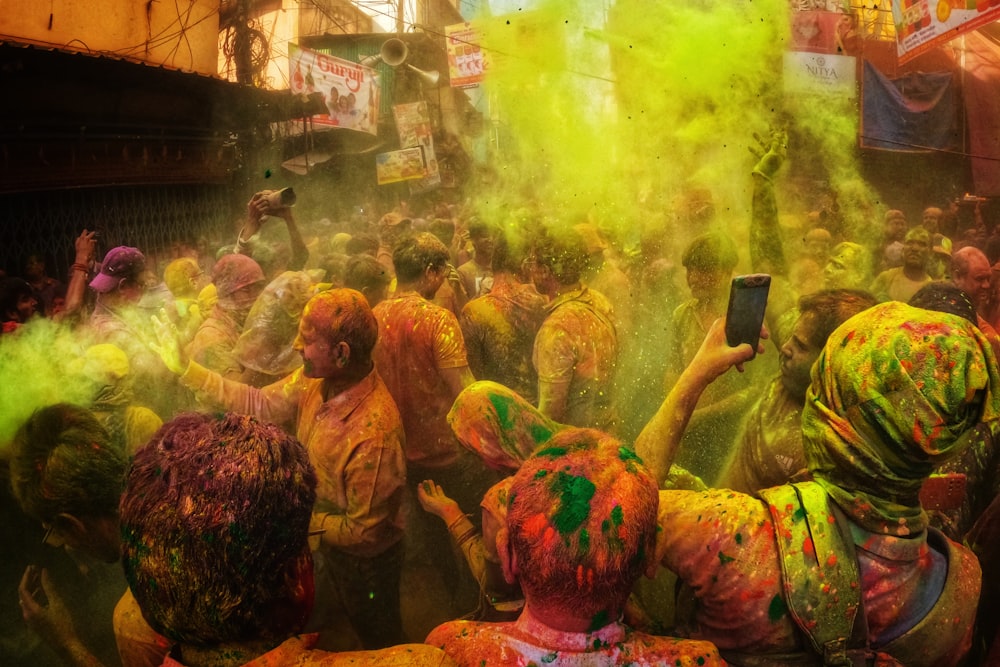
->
[802, 301, 1000, 536]
[447, 381, 564, 472]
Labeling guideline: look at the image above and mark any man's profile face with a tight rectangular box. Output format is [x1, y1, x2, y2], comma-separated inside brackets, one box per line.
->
[823, 249, 860, 289]
[294, 319, 337, 379]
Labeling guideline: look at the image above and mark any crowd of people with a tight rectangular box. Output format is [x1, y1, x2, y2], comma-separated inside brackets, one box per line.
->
[3, 132, 1000, 667]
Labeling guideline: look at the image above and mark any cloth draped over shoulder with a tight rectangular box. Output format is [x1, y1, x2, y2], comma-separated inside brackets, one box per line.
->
[447, 381, 564, 472]
[802, 301, 1000, 537]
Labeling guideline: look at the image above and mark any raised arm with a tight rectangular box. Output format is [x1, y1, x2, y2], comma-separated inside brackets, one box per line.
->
[635, 317, 765, 484]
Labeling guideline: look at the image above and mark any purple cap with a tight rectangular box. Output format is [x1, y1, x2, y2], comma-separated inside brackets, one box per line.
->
[89, 246, 146, 293]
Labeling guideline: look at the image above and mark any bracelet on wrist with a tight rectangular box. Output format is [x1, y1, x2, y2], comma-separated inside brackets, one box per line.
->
[71, 262, 89, 274]
[446, 513, 471, 533]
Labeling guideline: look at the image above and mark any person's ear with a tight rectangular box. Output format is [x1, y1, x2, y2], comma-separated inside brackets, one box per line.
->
[496, 526, 518, 585]
[332, 341, 351, 368]
[54, 513, 88, 544]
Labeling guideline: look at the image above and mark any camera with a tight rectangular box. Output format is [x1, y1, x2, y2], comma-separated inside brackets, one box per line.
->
[262, 187, 296, 209]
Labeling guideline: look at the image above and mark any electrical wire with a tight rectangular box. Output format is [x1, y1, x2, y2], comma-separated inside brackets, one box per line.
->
[858, 135, 1000, 161]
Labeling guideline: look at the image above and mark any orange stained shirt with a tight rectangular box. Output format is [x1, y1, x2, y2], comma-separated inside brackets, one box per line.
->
[160, 634, 456, 666]
[460, 280, 547, 404]
[181, 362, 406, 558]
[532, 286, 618, 430]
[372, 292, 469, 468]
[425, 605, 724, 666]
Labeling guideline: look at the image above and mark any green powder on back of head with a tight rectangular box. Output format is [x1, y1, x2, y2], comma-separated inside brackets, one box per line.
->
[550, 471, 596, 535]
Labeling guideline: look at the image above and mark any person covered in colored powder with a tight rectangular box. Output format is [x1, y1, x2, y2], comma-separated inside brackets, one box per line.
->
[418, 381, 564, 619]
[152, 289, 409, 650]
[869, 226, 934, 303]
[425, 427, 725, 666]
[642, 301, 994, 664]
[527, 228, 618, 431]
[460, 228, 548, 404]
[119, 411, 455, 667]
[10, 404, 170, 667]
[185, 253, 266, 381]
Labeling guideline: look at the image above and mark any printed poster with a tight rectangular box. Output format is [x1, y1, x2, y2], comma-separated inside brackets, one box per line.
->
[892, 0, 1000, 64]
[393, 101, 441, 193]
[375, 147, 427, 185]
[288, 43, 380, 135]
[445, 22, 486, 88]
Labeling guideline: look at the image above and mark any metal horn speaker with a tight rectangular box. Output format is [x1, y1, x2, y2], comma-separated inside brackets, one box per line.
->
[380, 38, 409, 67]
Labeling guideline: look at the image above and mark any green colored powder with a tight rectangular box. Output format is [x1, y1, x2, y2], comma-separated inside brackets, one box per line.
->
[550, 471, 596, 534]
[768, 594, 789, 621]
[535, 446, 568, 459]
[611, 505, 624, 526]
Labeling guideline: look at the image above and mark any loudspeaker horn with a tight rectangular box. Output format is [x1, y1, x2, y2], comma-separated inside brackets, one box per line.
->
[380, 38, 409, 67]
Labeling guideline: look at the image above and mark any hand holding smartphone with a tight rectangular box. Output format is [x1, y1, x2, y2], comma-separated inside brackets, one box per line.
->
[724, 274, 771, 358]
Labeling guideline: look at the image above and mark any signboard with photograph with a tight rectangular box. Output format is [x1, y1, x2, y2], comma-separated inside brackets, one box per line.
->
[892, 0, 1000, 64]
[375, 147, 427, 185]
[394, 101, 441, 193]
[288, 43, 380, 135]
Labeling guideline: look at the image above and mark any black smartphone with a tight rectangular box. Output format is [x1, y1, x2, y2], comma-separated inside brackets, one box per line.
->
[724, 274, 771, 358]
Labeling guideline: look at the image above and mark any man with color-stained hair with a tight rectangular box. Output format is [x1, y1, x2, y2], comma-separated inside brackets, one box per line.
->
[120, 412, 453, 666]
[151, 288, 408, 649]
[425, 427, 725, 666]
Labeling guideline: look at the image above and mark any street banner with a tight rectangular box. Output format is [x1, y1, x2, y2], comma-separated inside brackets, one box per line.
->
[288, 43, 380, 135]
[393, 101, 441, 192]
[445, 22, 486, 88]
[783, 52, 857, 98]
[892, 0, 1000, 64]
[375, 147, 427, 185]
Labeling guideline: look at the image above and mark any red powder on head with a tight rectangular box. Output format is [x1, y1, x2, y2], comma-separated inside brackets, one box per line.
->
[522, 512, 548, 540]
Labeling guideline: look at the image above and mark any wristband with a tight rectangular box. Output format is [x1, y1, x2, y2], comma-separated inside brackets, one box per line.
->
[71, 262, 89, 274]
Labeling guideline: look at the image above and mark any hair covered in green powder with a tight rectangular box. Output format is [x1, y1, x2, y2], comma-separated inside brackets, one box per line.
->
[506, 427, 658, 621]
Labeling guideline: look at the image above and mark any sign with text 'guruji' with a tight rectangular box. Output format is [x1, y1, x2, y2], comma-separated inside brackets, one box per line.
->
[289, 43, 380, 136]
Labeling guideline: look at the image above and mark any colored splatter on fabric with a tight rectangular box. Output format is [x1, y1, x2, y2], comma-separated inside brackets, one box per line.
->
[373, 292, 469, 468]
[447, 380, 564, 472]
[159, 633, 457, 665]
[426, 604, 725, 666]
[802, 301, 1000, 536]
[233, 271, 315, 379]
[460, 280, 548, 404]
[717, 376, 805, 494]
[533, 286, 619, 430]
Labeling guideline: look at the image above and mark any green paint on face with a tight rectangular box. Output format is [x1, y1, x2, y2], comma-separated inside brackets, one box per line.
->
[718, 551, 734, 564]
[550, 471, 596, 535]
[768, 594, 789, 621]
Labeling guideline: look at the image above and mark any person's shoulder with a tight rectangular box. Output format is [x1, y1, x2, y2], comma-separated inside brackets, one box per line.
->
[620, 631, 726, 666]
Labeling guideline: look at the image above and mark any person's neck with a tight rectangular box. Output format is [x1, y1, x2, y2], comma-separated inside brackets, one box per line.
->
[552, 281, 582, 300]
[175, 638, 279, 667]
[396, 278, 436, 300]
[902, 263, 927, 281]
[321, 362, 372, 401]
[523, 599, 618, 634]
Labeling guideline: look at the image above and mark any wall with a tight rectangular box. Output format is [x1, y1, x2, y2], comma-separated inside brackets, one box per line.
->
[0, 0, 220, 74]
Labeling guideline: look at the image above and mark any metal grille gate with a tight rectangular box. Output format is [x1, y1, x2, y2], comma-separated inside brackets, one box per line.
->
[0, 185, 237, 281]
